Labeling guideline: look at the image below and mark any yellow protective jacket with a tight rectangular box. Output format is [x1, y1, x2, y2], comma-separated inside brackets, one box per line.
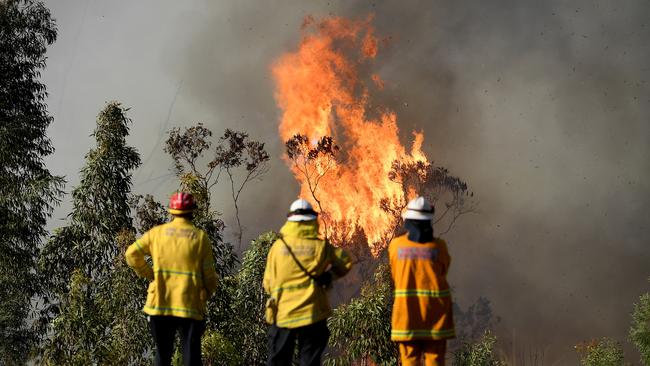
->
[125, 217, 217, 320]
[389, 234, 455, 341]
[263, 221, 352, 328]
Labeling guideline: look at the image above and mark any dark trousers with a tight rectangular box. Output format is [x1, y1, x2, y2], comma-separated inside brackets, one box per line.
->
[148, 315, 205, 366]
[267, 320, 329, 366]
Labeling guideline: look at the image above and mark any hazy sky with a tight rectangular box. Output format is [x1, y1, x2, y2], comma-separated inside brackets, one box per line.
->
[42, 0, 649, 363]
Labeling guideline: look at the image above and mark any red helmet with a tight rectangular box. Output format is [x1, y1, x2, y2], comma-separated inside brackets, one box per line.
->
[168, 192, 197, 215]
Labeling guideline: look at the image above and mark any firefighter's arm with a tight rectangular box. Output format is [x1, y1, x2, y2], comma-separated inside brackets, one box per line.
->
[327, 243, 353, 279]
[125, 232, 154, 281]
[201, 233, 218, 297]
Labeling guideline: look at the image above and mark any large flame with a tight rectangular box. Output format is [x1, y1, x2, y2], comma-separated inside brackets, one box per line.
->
[272, 15, 428, 252]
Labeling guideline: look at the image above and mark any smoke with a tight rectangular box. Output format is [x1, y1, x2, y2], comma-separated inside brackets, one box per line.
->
[44, 0, 649, 362]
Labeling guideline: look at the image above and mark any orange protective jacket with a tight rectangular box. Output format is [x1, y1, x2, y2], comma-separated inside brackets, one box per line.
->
[388, 234, 455, 341]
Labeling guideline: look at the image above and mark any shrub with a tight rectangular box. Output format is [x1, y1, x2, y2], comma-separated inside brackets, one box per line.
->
[630, 287, 650, 365]
[452, 331, 505, 366]
[575, 338, 625, 366]
[325, 264, 398, 366]
[202, 329, 243, 365]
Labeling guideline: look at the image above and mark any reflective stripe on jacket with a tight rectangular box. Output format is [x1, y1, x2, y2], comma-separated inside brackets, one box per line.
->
[263, 221, 352, 328]
[125, 217, 217, 320]
[389, 234, 455, 341]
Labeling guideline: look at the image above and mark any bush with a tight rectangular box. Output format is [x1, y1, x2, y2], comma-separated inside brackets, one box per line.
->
[205, 231, 276, 365]
[575, 338, 625, 366]
[202, 329, 243, 365]
[325, 264, 398, 366]
[630, 288, 650, 365]
[452, 331, 505, 366]
[228, 231, 277, 364]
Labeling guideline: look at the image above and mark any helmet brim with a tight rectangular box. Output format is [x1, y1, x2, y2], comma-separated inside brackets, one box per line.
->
[287, 214, 318, 222]
[168, 208, 196, 215]
[402, 210, 433, 220]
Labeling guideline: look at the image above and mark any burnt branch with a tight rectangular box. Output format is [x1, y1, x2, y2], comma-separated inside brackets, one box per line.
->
[218, 129, 270, 248]
[386, 159, 476, 238]
[164, 125, 270, 248]
[285, 134, 339, 238]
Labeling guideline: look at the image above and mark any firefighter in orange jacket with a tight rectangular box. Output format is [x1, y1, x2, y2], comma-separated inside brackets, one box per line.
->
[125, 192, 217, 366]
[388, 196, 455, 366]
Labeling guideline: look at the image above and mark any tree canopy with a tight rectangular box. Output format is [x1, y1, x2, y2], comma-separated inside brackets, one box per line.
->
[38, 102, 145, 364]
[0, 0, 63, 360]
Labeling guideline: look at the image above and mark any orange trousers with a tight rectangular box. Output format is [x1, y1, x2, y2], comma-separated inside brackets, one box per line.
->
[398, 340, 447, 366]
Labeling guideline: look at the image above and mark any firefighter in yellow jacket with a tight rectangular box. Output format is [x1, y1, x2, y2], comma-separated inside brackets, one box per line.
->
[389, 196, 455, 366]
[125, 192, 217, 366]
[263, 199, 353, 366]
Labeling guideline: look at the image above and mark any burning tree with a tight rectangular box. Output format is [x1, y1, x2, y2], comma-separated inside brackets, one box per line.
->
[285, 134, 475, 248]
[273, 16, 430, 254]
[285, 134, 339, 237]
[283, 134, 475, 284]
[275, 15, 479, 365]
[274, 15, 477, 257]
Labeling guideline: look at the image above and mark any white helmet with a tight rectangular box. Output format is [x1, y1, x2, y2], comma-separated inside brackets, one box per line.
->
[287, 198, 319, 222]
[402, 196, 434, 220]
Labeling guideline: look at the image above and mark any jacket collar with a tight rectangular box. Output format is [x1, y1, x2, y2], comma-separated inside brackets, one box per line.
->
[279, 220, 320, 239]
[404, 219, 434, 243]
[172, 216, 192, 224]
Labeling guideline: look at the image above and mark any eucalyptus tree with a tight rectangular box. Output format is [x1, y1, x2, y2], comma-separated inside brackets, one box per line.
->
[0, 0, 63, 361]
[39, 102, 142, 363]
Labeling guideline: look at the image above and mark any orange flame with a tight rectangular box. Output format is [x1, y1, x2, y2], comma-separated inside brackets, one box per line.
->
[272, 15, 428, 252]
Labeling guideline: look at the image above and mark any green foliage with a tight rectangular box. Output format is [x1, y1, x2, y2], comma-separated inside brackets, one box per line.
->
[325, 264, 398, 366]
[0, 0, 63, 360]
[96, 230, 152, 366]
[630, 282, 650, 365]
[452, 331, 505, 366]
[39, 270, 104, 365]
[36, 123, 271, 365]
[130, 193, 169, 232]
[576, 338, 625, 366]
[38, 102, 146, 364]
[209, 231, 277, 365]
[202, 329, 244, 365]
[39, 102, 140, 299]
[232, 231, 277, 363]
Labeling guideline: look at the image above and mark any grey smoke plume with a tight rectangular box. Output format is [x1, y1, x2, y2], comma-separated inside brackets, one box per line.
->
[44, 0, 649, 362]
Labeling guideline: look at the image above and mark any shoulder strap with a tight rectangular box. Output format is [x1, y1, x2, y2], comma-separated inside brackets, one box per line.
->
[278, 234, 319, 283]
